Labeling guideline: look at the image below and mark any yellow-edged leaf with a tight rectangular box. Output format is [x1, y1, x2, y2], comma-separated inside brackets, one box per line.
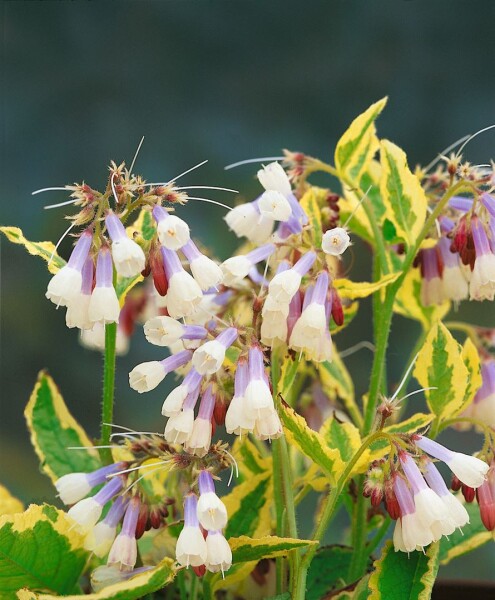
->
[0, 226, 65, 274]
[379, 140, 428, 247]
[414, 322, 469, 420]
[300, 186, 324, 247]
[369, 413, 434, 460]
[319, 352, 355, 413]
[455, 337, 482, 416]
[232, 437, 272, 477]
[333, 272, 399, 300]
[394, 268, 450, 329]
[229, 534, 317, 562]
[223, 472, 272, 538]
[335, 98, 388, 183]
[320, 415, 369, 475]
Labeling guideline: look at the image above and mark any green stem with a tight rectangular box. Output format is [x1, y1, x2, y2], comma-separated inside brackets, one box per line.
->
[272, 440, 286, 594]
[292, 431, 389, 599]
[99, 321, 117, 464]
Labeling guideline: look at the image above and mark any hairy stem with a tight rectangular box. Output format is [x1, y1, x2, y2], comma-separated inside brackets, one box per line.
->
[99, 321, 117, 463]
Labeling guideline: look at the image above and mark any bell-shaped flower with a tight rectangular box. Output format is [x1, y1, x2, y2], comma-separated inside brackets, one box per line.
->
[85, 496, 128, 557]
[67, 477, 123, 533]
[322, 227, 351, 256]
[162, 368, 202, 417]
[153, 205, 190, 250]
[46, 229, 92, 307]
[244, 346, 274, 419]
[144, 315, 207, 347]
[224, 200, 274, 244]
[221, 244, 275, 286]
[55, 462, 125, 505]
[470, 216, 495, 300]
[88, 247, 120, 324]
[419, 247, 444, 307]
[185, 387, 215, 457]
[225, 359, 255, 435]
[393, 474, 433, 552]
[175, 494, 208, 568]
[258, 190, 292, 222]
[165, 403, 196, 444]
[468, 360, 495, 426]
[161, 247, 203, 318]
[181, 240, 223, 291]
[192, 327, 238, 375]
[66, 256, 94, 329]
[257, 162, 292, 196]
[105, 211, 145, 277]
[423, 460, 469, 530]
[437, 237, 468, 302]
[196, 470, 228, 531]
[254, 406, 283, 441]
[415, 435, 489, 488]
[205, 531, 232, 575]
[289, 272, 332, 362]
[268, 251, 316, 303]
[129, 350, 192, 393]
[107, 496, 140, 571]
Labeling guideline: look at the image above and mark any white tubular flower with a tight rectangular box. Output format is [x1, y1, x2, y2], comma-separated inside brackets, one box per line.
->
[182, 240, 223, 291]
[470, 217, 495, 301]
[105, 212, 145, 277]
[46, 230, 92, 307]
[225, 359, 255, 435]
[205, 531, 232, 574]
[192, 328, 238, 375]
[129, 361, 165, 393]
[162, 369, 202, 417]
[80, 322, 129, 356]
[415, 436, 489, 489]
[56, 463, 125, 505]
[185, 387, 215, 457]
[144, 316, 185, 346]
[221, 244, 275, 286]
[262, 295, 290, 319]
[321, 227, 351, 256]
[254, 408, 283, 441]
[67, 478, 123, 533]
[260, 313, 288, 346]
[164, 409, 195, 444]
[244, 346, 274, 418]
[437, 238, 468, 302]
[107, 497, 140, 572]
[153, 205, 190, 250]
[129, 350, 192, 393]
[393, 475, 434, 552]
[423, 461, 469, 530]
[85, 496, 128, 557]
[470, 361, 495, 427]
[89, 247, 120, 325]
[224, 201, 274, 244]
[268, 251, 316, 303]
[161, 247, 203, 318]
[257, 162, 292, 196]
[197, 471, 228, 531]
[258, 190, 292, 221]
[66, 256, 94, 330]
[176, 494, 208, 568]
[392, 519, 408, 553]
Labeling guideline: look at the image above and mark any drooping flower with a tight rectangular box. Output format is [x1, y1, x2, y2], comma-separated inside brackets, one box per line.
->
[161, 247, 203, 318]
[258, 190, 292, 222]
[225, 358, 255, 436]
[129, 350, 192, 393]
[221, 244, 275, 286]
[88, 246, 120, 324]
[196, 470, 228, 531]
[205, 531, 232, 575]
[415, 435, 489, 488]
[46, 229, 92, 307]
[85, 496, 128, 557]
[422, 460, 469, 530]
[224, 200, 274, 244]
[181, 240, 223, 291]
[162, 368, 203, 417]
[470, 216, 495, 301]
[107, 496, 141, 571]
[244, 346, 274, 419]
[191, 327, 238, 375]
[105, 211, 145, 277]
[175, 494, 208, 568]
[393, 474, 433, 552]
[267, 251, 316, 303]
[153, 205, 190, 250]
[437, 236, 468, 302]
[185, 386, 216, 456]
[55, 462, 125, 505]
[467, 360, 495, 426]
[67, 477, 123, 533]
[144, 315, 207, 347]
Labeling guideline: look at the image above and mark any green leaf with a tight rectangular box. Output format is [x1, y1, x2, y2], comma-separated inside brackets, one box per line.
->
[369, 414, 434, 460]
[335, 97, 388, 183]
[277, 355, 300, 400]
[319, 352, 355, 413]
[307, 546, 372, 600]
[223, 472, 272, 538]
[0, 226, 66, 274]
[319, 415, 369, 475]
[413, 322, 469, 420]
[394, 269, 450, 329]
[232, 437, 272, 477]
[230, 535, 317, 563]
[379, 140, 428, 247]
[25, 371, 101, 484]
[278, 402, 344, 485]
[0, 504, 88, 598]
[439, 502, 492, 565]
[115, 274, 143, 306]
[455, 337, 482, 416]
[0, 485, 24, 516]
[368, 541, 439, 600]
[300, 187, 324, 248]
[17, 558, 176, 600]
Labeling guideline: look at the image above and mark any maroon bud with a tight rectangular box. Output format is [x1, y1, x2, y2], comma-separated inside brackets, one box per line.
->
[477, 482, 495, 531]
[193, 565, 206, 577]
[371, 488, 383, 507]
[211, 416, 216, 437]
[330, 290, 344, 326]
[150, 246, 168, 296]
[385, 486, 401, 520]
[451, 475, 462, 492]
[150, 506, 163, 529]
[135, 503, 149, 540]
[141, 262, 151, 278]
[462, 483, 476, 503]
[159, 504, 169, 518]
[213, 396, 227, 426]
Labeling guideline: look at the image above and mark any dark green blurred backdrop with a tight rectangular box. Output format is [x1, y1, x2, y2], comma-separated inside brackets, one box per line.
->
[1, 0, 494, 582]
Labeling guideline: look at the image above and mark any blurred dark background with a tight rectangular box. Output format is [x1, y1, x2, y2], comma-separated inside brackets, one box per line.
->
[1, 0, 494, 582]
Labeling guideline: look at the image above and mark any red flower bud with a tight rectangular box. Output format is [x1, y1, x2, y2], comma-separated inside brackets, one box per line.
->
[193, 565, 206, 577]
[462, 484, 476, 503]
[330, 290, 344, 326]
[135, 503, 149, 540]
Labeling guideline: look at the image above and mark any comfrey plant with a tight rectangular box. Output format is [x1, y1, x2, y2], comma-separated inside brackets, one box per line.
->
[2, 99, 495, 600]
